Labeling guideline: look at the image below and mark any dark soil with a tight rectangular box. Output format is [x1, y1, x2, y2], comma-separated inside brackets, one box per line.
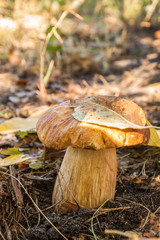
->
[22, 153, 160, 240]
[23, 180, 160, 240]
[1, 145, 159, 240]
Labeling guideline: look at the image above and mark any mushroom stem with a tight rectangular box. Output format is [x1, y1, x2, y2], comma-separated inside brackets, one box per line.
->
[52, 147, 117, 209]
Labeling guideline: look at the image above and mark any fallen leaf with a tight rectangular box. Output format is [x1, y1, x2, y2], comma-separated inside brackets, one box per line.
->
[0, 117, 37, 134]
[0, 105, 51, 135]
[72, 234, 85, 240]
[17, 130, 36, 139]
[147, 120, 160, 147]
[143, 213, 160, 238]
[155, 175, 160, 182]
[1, 147, 21, 155]
[154, 30, 160, 39]
[29, 162, 41, 169]
[18, 162, 29, 168]
[0, 154, 31, 167]
[57, 200, 81, 214]
[71, 98, 159, 130]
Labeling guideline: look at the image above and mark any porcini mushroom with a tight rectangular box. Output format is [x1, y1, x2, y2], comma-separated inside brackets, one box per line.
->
[36, 96, 150, 209]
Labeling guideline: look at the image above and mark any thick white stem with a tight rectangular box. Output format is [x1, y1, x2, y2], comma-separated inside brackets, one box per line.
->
[52, 147, 117, 209]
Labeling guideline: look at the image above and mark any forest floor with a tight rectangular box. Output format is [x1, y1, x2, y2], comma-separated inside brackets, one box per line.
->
[0, 19, 160, 240]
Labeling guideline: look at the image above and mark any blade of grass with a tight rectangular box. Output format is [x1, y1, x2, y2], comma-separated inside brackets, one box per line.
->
[43, 60, 54, 86]
[91, 199, 109, 240]
[39, 0, 84, 102]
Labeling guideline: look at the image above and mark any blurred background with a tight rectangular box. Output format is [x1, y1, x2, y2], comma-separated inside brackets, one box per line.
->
[0, 0, 160, 110]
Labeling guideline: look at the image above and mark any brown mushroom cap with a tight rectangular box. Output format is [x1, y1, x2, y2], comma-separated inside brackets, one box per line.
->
[36, 96, 150, 150]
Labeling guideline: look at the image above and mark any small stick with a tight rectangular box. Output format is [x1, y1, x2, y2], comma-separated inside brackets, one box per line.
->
[39, 0, 84, 102]
[87, 206, 131, 222]
[116, 197, 151, 229]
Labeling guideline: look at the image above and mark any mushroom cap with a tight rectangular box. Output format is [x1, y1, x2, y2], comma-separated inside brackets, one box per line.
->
[36, 96, 150, 150]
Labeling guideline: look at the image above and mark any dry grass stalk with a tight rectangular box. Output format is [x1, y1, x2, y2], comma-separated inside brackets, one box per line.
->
[39, 0, 84, 103]
[144, 0, 159, 22]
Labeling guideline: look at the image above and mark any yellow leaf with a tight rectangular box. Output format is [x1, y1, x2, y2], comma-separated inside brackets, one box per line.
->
[0, 105, 51, 134]
[147, 120, 160, 147]
[71, 97, 159, 130]
[0, 117, 38, 134]
[0, 154, 31, 167]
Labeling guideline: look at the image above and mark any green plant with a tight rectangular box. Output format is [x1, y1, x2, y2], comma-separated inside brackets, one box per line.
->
[91, 199, 109, 240]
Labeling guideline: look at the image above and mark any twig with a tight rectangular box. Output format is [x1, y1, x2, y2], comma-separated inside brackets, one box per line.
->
[39, 9, 69, 97]
[0, 230, 6, 240]
[39, 0, 84, 102]
[144, 0, 159, 21]
[42, 200, 62, 212]
[3, 218, 12, 240]
[116, 197, 151, 229]
[9, 166, 23, 206]
[116, 197, 150, 213]
[87, 206, 130, 222]
[0, 170, 68, 240]
[154, 205, 160, 215]
[69, 10, 83, 20]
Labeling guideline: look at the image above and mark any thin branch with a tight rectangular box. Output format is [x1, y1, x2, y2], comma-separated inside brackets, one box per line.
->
[39, 10, 69, 102]
[0, 230, 6, 240]
[86, 206, 131, 222]
[69, 10, 83, 20]
[39, 0, 84, 102]
[154, 205, 160, 215]
[144, 0, 159, 21]
[116, 197, 151, 229]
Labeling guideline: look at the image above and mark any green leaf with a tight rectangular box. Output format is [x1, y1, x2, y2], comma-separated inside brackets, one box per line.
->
[46, 25, 54, 35]
[46, 26, 61, 37]
[29, 162, 41, 169]
[83, 16, 91, 22]
[58, 0, 66, 6]
[1, 147, 21, 155]
[17, 130, 36, 139]
[17, 131, 28, 138]
[47, 44, 62, 53]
